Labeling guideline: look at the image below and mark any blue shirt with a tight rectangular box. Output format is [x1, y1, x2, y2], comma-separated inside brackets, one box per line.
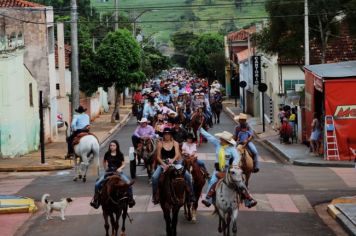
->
[71, 113, 90, 131]
[143, 103, 155, 118]
[200, 128, 240, 170]
[237, 130, 251, 143]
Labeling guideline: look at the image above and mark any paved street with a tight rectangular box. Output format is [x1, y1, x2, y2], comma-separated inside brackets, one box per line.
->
[2, 112, 356, 236]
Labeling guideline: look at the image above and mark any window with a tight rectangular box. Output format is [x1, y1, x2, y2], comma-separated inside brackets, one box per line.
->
[284, 80, 305, 93]
[29, 83, 33, 107]
[47, 26, 54, 54]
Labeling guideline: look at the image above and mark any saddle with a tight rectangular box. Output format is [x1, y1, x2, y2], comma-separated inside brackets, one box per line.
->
[73, 132, 98, 146]
[215, 172, 226, 179]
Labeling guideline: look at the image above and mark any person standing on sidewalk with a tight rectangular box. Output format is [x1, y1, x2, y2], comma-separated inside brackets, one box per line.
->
[233, 113, 260, 173]
[310, 112, 321, 156]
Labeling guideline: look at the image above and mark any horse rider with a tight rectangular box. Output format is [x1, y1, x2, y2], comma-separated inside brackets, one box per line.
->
[132, 89, 143, 104]
[199, 127, 257, 208]
[67, 106, 90, 157]
[172, 118, 189, 145]
[142, 98, 156, 121]
[131, 118, 156, 150]
[234, 113, 260, 173]
[157, 100, 177, 117]
[90, 140, 135, 209]
[152, 127, 195, 205]
[182, 133, 210, 179]
[213, 90, 223, 103]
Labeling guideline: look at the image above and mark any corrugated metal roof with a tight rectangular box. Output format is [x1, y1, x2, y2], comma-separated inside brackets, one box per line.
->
[304, 61, 356, 78]
[0, 0, 43, 7]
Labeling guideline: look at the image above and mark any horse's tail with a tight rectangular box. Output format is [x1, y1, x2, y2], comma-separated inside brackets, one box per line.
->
[91, 138, 100, 176]
[41, 193, 50, 205]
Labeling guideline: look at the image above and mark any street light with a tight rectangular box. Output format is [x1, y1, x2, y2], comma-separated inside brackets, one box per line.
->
[132, 9, 157, 38]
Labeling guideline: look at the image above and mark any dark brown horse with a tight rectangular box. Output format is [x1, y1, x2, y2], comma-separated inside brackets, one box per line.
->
[159, 165, 190, 236]
[101, 175, 134, 236]
[183, 156, 206, 223]
[136, 138, 156, 182]
[211, 101, 223, 124]
[188, 111, 206, 146]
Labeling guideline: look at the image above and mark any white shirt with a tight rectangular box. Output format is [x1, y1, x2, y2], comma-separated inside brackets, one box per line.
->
[182, 142, 197, 156]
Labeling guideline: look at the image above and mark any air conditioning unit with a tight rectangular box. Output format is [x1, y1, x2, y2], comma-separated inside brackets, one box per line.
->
[295, 84, 305, 92]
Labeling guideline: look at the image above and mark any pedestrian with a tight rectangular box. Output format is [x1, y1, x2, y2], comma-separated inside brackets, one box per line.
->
[310, 112, 321, 156]
[280, 118, 292, 144]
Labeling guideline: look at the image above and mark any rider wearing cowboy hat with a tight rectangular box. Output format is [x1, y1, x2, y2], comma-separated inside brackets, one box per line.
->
[234, 113, 260, 173]
[199, 127, 257, 208]
[66, 106, 90, 156]
[131, 118, 156, 149]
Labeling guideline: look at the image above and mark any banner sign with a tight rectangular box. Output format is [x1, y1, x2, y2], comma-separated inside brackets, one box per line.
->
[252, 56, 261, 85]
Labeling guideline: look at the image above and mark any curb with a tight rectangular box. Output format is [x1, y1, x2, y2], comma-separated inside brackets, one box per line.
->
[224, 106, 355, 168]
[328, 204, 356, 236]
[0, 112, 132, 172]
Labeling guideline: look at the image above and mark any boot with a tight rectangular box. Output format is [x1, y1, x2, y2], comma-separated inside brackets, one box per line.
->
[253, 161, 260, 173]
[152, 190, 159, 205]
[241, 189, 257, 208]
[201, 182, 217, 207]
[90, 190, 100, 209]
[201, 168, 211, 180]
[128, 191, 136, 208]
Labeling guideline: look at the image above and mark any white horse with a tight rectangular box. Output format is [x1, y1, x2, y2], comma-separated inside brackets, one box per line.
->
[65, 122, 100, 182]
[214, 166, 243, 236]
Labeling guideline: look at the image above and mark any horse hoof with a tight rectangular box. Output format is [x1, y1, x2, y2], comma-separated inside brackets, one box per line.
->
[192, 217, 197, 223]
[82, 177, 86, 182]
[73, 177, 78, 182]
[78, 175, 82, 179]
[218, 228, 223, 233]
[120, 232, 126, 236]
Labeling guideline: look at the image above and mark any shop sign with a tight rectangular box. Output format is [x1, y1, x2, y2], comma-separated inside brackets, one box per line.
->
[252, 56, 261, 85]
[334, 105, 356, 119]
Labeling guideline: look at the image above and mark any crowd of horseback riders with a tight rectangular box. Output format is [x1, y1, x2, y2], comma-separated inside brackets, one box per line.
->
[67, 68, 261, 235]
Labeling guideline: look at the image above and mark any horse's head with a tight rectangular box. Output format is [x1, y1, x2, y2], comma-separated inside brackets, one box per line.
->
[227, 165, 243, 184]
[183, 156, 197, 173]
[107, 176, 134, 202]
[168, 166, 187, 206]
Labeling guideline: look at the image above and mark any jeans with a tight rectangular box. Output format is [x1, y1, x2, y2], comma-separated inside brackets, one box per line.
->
[152, 161, 194, 197]
[132, 135, 140, 149]
[95, 172, 133, 195]
[247, 142, 260, 169]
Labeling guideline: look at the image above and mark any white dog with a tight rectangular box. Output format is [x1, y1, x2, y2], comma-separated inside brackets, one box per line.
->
[41, 193, 73, 220]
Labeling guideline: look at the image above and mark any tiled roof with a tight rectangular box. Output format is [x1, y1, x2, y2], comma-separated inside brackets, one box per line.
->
[227, 26, 256, 41]
[55, 44, 71, 69]
[279, 22, 356, 65]
[236, 48, 251, 63]
[0, 0, 44, 7]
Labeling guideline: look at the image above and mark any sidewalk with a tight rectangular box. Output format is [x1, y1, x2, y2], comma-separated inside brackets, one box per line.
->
[328, 196, 356, 236]
[0, 104, 132, 172]
[223, 100, 354, 168]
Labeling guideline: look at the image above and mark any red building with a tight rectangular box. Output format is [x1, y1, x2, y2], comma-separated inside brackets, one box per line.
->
[304, 61, 356, 161]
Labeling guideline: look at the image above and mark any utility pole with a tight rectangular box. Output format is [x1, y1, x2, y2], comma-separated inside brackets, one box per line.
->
[304, 0, 310, 65]
[115, 0, 119, 30]
[71, 0, 79, 116]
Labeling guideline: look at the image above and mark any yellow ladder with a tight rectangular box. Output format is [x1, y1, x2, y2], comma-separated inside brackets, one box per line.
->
[324, 115, 340, 160]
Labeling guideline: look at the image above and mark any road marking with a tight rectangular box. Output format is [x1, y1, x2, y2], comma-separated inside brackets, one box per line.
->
[61, 193, 312, 216]
[0, 178, 34, 195]
[330, 168, 356, 188]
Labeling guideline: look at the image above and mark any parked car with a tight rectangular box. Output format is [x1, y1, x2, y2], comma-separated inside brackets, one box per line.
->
[57, 113, 64, 128]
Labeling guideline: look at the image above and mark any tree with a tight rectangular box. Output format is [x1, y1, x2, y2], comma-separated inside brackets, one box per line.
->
[95, 29, 144, 122]
[171, 31, 198, 67]
[187, 33, 225, 82]
[142, 45, 171, 79]
[253, 0, 350, 64]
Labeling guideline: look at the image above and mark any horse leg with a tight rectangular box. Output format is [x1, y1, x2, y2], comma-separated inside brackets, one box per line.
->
[81, 154, 90, 182]
[109, 213, 116, 236]
[103, 212, 110, 236]
[172, 208, 179, 236]
[73, 156, 79, 181]
[245, 172, 251, 188]
[232, 208, 238, 234]
[163, 210, 172, 236]
[121, 209, 127, 236]
[226, 208, 232, 236]
[217, 111, 221, 124]
[218, 216, 223, 233]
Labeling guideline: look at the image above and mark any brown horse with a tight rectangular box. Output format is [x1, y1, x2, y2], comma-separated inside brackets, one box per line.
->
[188, 112, 206, 146]
[136, 138, 156, 182]
[237, 145, 254, 187]
[101, 175, 134, 236]
[159, 165, 190, 236]
[183, 156, 206, 223]
[211, 101, 223, 124]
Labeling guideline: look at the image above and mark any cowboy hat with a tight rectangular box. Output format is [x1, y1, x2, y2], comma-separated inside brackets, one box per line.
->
[162, 127, 173, 134]
[75, 106, 87, 113]
[215, 131, 236, 146]
[234, 113, 248, 121]
[138, 118, 150, 123]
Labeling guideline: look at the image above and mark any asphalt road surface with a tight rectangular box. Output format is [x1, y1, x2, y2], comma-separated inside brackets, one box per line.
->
[6, 112, 356, 236]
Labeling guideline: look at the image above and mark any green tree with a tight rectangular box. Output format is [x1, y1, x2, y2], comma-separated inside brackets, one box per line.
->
[142, 45, 171, 79]
[254, 0, 350, 64]
[171, 31, 198, 67]
[96, 29, 144, 122]
[187, 33, 225, 83]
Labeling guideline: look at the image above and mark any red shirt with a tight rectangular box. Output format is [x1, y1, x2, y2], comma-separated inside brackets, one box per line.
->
[133, 92, 143, 103]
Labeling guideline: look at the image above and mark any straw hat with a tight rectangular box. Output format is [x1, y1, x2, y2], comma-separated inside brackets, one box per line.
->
[234, 113, 248, 121]
[215, 131, 236, 146]
[138, 118, 150, 123]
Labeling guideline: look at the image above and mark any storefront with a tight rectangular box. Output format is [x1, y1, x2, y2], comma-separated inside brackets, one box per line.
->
[304, 61, 356, 161]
